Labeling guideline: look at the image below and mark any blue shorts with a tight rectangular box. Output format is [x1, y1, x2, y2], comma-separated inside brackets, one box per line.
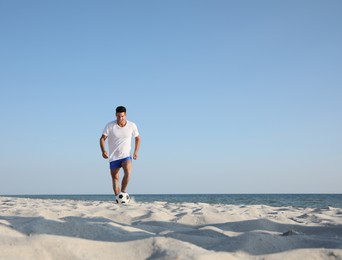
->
[109, 157, 132, 170]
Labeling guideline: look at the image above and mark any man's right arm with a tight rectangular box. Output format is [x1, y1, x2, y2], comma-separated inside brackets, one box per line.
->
[100, 135, 108, 159]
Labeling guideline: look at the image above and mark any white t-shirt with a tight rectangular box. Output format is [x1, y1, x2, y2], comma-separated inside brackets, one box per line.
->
[102, 120, 139, 162]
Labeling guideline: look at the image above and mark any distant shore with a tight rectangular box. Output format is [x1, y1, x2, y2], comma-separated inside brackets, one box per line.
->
[1, 196, 341, 259]
[3, 193, 342, 208]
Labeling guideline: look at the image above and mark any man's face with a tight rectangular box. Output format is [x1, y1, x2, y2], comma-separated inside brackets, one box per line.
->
[116, 112, 126, 124]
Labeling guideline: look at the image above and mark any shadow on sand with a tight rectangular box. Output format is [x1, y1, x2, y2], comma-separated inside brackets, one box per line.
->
[1, 215, 341, 255]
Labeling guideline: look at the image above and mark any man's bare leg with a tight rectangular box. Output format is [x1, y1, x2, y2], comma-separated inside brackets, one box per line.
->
[110, 168, 121, 195]
[121, 160, 132, 193]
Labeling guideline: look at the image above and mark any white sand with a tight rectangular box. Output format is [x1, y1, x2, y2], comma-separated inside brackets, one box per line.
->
[0, 197, 341, 260]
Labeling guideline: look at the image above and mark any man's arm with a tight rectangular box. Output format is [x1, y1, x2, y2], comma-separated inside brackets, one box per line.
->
[133, 135, 140, 160]
[100, 134, 108, 159]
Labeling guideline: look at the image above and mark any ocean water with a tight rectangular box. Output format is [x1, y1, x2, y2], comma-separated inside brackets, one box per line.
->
[4, 194, 342, 208]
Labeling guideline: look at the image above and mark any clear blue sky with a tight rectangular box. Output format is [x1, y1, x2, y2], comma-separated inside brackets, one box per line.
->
[1, 0, 341, 195]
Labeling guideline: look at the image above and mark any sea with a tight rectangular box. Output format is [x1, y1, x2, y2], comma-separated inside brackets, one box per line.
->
[3, 194, 342, 209]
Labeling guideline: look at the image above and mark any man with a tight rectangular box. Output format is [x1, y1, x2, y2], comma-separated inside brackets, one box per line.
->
[100, 106, 140, 198]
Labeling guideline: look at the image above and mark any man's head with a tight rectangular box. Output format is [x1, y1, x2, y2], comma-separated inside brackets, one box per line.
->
[116, 106, 126, 114]
[116, 106, 127, 125]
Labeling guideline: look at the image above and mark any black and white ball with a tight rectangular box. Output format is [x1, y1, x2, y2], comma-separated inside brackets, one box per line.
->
[116, 192, 130, 204]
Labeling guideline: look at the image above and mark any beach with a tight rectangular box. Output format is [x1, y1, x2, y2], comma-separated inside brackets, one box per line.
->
[0, 196, 341, 259]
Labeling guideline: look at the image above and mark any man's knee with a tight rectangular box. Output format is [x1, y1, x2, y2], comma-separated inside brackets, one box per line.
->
[111, 170, 120, 180]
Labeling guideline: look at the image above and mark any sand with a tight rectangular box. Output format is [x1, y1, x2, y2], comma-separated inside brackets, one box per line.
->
[0, 196, 341, 259]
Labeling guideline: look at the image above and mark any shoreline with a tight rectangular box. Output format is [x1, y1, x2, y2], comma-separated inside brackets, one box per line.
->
[2, 193, 342, 209]
[1, 196, 341, 259]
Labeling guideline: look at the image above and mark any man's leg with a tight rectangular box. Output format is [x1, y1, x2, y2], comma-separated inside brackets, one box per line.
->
[110, 168, 121, 195]
[121, 159, 132, 193]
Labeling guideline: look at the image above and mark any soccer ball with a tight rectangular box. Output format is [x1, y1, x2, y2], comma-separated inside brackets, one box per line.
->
[116, 192, 130, 204]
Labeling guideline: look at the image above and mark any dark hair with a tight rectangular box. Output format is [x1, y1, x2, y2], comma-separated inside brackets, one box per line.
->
[116, 106, 126, 113]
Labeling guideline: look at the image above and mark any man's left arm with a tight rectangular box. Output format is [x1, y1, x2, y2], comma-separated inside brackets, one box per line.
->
[133, 135, 140, 160]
